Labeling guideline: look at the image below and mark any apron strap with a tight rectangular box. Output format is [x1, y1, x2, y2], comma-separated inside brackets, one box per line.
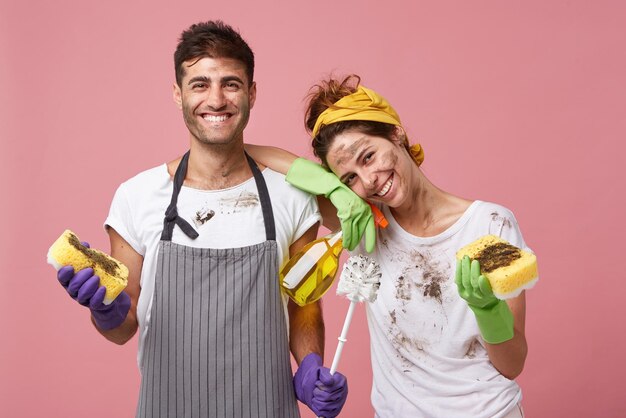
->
[161, 151, 199, 241]
[245, 152, 276, 242]
[161, 151, 276, 242]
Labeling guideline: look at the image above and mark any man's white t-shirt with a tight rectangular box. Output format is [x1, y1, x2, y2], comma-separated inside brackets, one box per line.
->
[355, 201, 531, 418]
[104, 164, 321, 367]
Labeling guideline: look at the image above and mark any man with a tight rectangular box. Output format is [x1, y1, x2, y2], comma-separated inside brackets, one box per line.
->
[56, 21, 348, 418]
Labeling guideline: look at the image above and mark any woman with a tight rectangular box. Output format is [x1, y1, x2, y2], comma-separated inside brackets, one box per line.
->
[247, 75, 529, 418]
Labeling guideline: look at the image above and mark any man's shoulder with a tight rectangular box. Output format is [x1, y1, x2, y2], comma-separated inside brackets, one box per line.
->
[261, 168, 320, 227]
[262, 168, 312, 200]
[113, 164, 171, 205]
[119, 164, 169, 189]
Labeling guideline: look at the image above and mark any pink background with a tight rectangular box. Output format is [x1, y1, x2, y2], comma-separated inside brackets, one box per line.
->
[2, 1, 625, 417]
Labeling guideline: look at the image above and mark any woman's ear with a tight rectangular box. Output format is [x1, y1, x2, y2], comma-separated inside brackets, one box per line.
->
[392, 125, 408, 146]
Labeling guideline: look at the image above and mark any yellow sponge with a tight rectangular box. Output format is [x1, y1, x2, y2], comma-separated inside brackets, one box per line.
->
[47, 230, 128, 305]
[456, 235, 538, 300]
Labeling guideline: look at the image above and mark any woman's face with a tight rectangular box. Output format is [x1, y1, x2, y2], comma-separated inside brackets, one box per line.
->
[326, 129, 414, 208]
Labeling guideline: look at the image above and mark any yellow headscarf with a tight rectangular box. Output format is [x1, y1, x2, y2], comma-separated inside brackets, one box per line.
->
[312, 85, 424, 166]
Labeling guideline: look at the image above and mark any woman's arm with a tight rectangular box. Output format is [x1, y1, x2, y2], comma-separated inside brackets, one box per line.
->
[317, 196, 341, 232]
[246, 143, 342, 232]
[245, 144, 298, 175]
[246, 143, 375, 251]
[484, 293, 527, 379]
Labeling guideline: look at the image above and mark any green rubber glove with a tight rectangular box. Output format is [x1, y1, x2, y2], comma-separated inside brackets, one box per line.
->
[286, 158, 375, 252]
[455, 255, 514, 344]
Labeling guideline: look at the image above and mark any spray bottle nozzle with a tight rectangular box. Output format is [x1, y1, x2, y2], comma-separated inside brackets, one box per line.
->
[369, 203, 389, 229]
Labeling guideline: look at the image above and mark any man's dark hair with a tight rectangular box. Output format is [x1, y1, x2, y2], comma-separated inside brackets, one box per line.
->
[174, 21, 254, 87]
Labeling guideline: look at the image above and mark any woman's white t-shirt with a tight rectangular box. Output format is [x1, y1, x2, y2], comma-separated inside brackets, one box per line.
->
[354, 201, 532, 418]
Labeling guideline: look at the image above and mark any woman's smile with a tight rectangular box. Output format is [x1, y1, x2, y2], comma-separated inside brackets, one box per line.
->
[374, 173, 394, 197]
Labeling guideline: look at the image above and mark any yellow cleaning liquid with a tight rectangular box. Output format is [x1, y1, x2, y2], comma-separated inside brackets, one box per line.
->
[280, 231, 343, 306]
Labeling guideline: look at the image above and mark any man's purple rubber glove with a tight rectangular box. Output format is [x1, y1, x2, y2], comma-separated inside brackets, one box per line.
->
[57, 243, 131, 331]
[293, 353, 348, 418]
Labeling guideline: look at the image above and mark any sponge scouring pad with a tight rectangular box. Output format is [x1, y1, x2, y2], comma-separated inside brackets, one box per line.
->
[47, 230, 128, 304]
[456, 235, 538, 300]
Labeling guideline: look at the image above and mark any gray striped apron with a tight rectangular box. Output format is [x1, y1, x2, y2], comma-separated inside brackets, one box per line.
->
[137, 151, 300, 418]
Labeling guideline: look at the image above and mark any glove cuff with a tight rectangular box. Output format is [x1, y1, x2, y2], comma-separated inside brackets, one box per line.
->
[300, 352, 323, 368]
[293, 352, 322, 402]
[470, 300, 514, 344]
[286, 158, 339, 197]
[91, 292, 131, 331]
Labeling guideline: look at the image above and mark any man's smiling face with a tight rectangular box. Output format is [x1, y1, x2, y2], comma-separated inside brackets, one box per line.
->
[174, 56, 256, 146]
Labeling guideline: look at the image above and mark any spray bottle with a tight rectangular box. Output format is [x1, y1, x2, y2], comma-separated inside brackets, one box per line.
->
[279, 204, 387, 306]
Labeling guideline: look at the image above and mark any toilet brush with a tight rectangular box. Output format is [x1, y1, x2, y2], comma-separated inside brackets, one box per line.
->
[329, 254, 381, 375]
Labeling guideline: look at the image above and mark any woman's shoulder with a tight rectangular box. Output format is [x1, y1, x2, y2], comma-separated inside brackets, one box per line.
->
[465, 200, 524, 240]
[470, 200, 517, 219]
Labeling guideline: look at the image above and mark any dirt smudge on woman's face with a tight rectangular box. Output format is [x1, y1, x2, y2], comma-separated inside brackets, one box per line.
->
[334, 137, 369, 167]
[378, 148, 398, 171]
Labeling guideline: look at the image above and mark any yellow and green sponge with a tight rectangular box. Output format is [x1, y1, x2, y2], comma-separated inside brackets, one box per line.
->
[456, 235, 538, 300]
[47, 230, 128, 304]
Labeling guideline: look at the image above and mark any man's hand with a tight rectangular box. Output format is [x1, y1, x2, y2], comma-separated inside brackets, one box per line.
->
[455, 256, 514, 344]
[57, 243, 131, 331]
[293, 353, 348, 418]
[286, 158, 375, 252]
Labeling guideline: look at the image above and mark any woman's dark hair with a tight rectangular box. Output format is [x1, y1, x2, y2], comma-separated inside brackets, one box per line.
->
[174, 21, 254, 87]
[304, 75, 398, 167]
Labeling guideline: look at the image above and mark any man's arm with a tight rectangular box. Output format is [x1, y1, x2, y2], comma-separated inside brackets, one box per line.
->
[93, 227, 142, 345]
[288, 223, 350, 417]
[287, 223, 325, 363]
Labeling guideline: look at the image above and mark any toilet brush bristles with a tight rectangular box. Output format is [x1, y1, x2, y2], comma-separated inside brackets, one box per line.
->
[337, 255, 381, 303]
